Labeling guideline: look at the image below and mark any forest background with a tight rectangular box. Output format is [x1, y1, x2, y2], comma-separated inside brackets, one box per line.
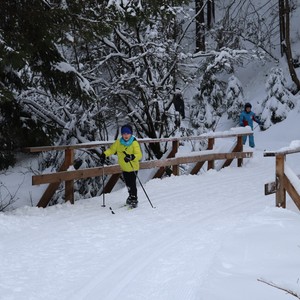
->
[1, 0, 300, 208]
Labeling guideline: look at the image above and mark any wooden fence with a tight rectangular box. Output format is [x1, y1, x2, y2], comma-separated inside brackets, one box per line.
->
[264, 147, 300, 211]
[24, 130, 253, 208]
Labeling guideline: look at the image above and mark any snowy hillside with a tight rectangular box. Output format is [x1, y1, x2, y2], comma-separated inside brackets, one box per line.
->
[1, 103, 300, 300]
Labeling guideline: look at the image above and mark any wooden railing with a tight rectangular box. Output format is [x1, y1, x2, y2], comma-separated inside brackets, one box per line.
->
[264, 147, 300, 211]
[24, 129, 253, 208]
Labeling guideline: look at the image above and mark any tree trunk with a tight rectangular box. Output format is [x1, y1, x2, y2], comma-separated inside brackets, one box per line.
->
[207, 0, 215, 29]
[284, 0, 300, 91]
[195, 0, 205, 51]
[278, 0, 285, 57]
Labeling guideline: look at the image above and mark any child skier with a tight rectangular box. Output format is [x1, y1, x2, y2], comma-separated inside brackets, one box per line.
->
[239, 102, 262, 148]
[100, 124, 142, 208]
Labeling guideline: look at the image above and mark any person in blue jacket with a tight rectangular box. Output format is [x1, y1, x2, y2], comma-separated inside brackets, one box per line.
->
[239, 102, 262, 148]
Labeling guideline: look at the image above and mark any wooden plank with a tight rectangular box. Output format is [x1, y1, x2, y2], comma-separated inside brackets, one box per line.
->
[65, 181, 74, 203]
[283, 174, 300, 209]
[172, 141, 180, 176]
[283, 174, 300, 211]
[153, 141, 178, 179]
[207, 138, 215, 170]
[222, 136, 243, 168]
[33, 165, 121, 185]
[36, 149, 74, 208]
[23, 141, 113, 153]
[163, 151, 252, 166]
[275, 155, 285, 208]
[264, 146, 300, 157]
[190, 138, 215, 174]
[103, 174, 121, 194]
[190, 161, 206, 175]
[264, 181, 277, 195]
[24, 131, 253, 153]
[237, 136, 243, 167]
[64, 149, 74, 204]
[37, 182, 61, 208]
[32, 151, 253, 185]
[263, 152, 276, 157]
[264, 174, 300, 195]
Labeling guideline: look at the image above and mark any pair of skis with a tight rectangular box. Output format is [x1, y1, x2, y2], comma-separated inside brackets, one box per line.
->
[109, 204, 137, 214]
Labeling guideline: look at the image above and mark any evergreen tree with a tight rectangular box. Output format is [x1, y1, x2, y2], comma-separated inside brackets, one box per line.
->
[190, 48, 247, 131]
[0, 0, 106, 169]
[260, 67, 296, 128]
[225, 75, 245, 123]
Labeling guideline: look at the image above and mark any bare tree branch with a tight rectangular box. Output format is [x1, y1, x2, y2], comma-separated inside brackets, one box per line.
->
[258, 278, 300, 299]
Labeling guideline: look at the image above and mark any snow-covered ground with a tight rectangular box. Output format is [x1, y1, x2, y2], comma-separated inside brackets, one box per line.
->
[1, 105, 300, 300]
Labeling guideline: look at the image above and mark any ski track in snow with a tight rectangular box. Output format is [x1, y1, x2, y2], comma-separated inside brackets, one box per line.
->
[0, 150, 296, 300]
[70, 195, 257, 300]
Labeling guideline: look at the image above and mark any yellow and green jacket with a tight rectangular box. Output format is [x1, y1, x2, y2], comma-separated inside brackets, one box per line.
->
[104, 136, 142, 172]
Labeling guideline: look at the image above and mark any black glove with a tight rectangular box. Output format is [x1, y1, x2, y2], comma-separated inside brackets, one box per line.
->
[100, 153, 106, 163]
[259, 122, 265, 131]
[124, 154, 135, 163]
[165, 167, 173, 176]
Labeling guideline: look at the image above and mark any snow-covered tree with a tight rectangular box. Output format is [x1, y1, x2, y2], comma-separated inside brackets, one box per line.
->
[87, 0, 190, 159]
[211, 1, 279, 58]
[260, 67, 296, 128]
[225, 75, 245, 122]
[0, 1, 102, 169]
[190, 48, 248, 131]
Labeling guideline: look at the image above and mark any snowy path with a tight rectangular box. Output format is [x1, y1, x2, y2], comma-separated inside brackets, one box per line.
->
[1, 150, 300, 300]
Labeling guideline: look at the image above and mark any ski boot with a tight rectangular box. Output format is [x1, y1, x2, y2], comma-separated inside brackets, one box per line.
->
[126, 195, 138, 208]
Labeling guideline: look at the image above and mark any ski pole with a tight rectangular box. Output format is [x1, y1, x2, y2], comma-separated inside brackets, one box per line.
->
[101, 161, 106, 207]
[123, 151, 155, 208]
[100, 154, 116, 214]
[130, 162, 155, 209]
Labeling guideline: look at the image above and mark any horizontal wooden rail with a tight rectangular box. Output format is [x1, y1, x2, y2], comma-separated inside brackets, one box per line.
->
[24, 128, 254, 207]
[264, 146, 300, 157]
[24, 129, 253, 153]
[33, 151, 253, 185]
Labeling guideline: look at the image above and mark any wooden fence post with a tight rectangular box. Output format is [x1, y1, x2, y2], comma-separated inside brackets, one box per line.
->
[207, 138, 215, 170]
[172, 140, 180, 175]
[64, 149, 74, 204]
[36, 149, 74, 208]
[102, 173, 120, 194]
[190, 138, 215, 174]
[153, 140, 178, 178]
[236, 136, 243, 167]
[276, 154, 286, 208]
[222, 135, 244, 168]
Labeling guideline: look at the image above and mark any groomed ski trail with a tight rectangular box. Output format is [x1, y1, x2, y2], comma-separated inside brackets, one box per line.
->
[1, 150, 279, 300]
[66, 151, 273, 300]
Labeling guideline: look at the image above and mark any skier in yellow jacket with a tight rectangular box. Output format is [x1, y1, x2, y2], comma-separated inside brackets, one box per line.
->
[100, 124, 142, 208]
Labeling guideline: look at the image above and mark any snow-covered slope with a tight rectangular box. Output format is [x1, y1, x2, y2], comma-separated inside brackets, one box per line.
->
[1, 106, 300, 300]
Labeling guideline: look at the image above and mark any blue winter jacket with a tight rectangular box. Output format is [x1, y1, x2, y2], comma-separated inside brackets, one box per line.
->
[239, 110, 260, 129]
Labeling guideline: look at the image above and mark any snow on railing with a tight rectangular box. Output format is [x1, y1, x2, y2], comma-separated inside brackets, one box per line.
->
[264, 141, 300, 211]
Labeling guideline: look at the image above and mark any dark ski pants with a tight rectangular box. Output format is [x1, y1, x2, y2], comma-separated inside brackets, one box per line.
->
[123, 171, 138, 198]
